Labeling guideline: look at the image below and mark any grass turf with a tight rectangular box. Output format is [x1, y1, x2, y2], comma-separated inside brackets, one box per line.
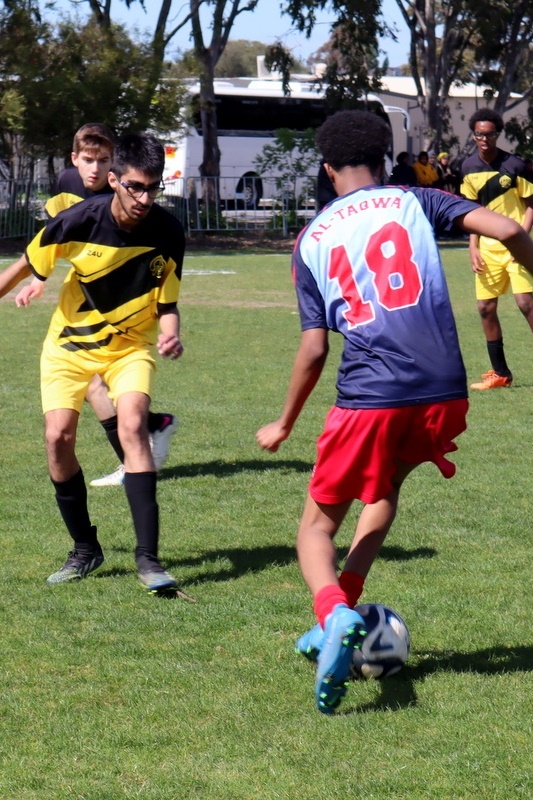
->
[0, 246, 531, 799]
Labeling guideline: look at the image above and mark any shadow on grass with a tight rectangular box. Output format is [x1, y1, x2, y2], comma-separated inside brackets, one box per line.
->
[161, 543, 436, 585]
[347, 645, 533, 715]
[337, 544, 437, 562]
[159, 458, 313, 479]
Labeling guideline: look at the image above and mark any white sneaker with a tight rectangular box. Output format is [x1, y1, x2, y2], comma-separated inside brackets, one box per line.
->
[90, 464, 125, 487]
[150, 414, 178, 470]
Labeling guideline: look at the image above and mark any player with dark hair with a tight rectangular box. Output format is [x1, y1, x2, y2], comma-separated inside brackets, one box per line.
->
[15, 123, 177, 485]
[461, 107, 533, 390]
[0, 133, 184, 593]
[256, 109, 533, 714]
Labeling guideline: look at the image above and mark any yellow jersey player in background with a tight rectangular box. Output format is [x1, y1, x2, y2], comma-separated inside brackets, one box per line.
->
[461, 108, 533, 390]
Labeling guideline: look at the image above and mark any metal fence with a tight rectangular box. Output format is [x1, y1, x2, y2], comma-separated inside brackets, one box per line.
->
[0, 175, 318, 240]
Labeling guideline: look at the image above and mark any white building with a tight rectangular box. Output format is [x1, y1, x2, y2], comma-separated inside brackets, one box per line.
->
[377, 75, 529, 160]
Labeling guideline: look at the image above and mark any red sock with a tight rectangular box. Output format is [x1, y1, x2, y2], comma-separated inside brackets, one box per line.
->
[313, 585, 349, 629]
[339, 571, 365, 608]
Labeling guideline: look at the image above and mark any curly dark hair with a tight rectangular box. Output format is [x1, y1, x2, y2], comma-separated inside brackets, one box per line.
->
[316, 110, 391, 172]
[468, 108, 504, 133]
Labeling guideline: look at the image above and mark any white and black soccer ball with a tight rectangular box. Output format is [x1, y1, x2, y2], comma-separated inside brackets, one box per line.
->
[351, 603, 410, 680]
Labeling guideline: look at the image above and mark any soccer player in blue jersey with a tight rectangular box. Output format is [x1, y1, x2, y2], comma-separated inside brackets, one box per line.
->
[0, 133, 184, 593]
[256, 110, 533, 714]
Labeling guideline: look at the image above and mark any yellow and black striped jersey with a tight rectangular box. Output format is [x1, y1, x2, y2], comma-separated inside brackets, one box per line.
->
[460, 149, 533, 250]
[44, 167, 113, 218]
[26, 194, 185, 352]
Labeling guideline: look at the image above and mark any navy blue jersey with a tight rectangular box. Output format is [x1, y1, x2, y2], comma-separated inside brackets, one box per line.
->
[293, 185, 479, 409]
[45, 167, 113, 218]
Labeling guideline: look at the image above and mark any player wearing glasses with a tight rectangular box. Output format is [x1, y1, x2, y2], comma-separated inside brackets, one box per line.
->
[10, 123, 178, 487]
[461, 108, 533, 390]
[0, 133, 185, 592]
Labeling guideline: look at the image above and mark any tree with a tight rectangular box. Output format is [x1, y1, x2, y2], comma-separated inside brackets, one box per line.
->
[253, 127, 319, 200]
[76, 0, 261, 195]
[270, 0, 391, 105]
[0, 1, 52, 176]
[277, 1, 533, 153]
[470, 0, 533, 115]
[215, 40, 273, 77]
[387, 0, 533, 150]
[0, 5, 187, 177]
[188, 0, 259, 199]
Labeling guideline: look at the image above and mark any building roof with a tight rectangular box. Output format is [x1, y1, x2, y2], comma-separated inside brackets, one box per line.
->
[379, 75, 523, 100]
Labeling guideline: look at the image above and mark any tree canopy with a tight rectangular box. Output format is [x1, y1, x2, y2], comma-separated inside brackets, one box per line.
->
[3, 0, 533, 176]
[0, 1, 186, 176]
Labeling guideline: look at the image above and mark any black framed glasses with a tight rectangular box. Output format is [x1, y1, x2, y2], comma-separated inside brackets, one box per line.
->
[473, 131, 498, 141]
[118, 180, 165, 199]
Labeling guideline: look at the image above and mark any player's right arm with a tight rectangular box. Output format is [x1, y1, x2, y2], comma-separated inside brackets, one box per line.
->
[458, 205, 533, 276]
[0, 254, 31, 299]
[15, 276, 46, 307]
[256, 327, 329, 453]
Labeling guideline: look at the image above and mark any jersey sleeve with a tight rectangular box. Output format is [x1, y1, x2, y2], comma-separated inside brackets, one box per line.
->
[157, 218, 186, 305]
[517, 175, 533, 200]
[460, 173, 477, 201]
[410, 187, 480, 234]
[292, 247, 328, 331]
[25, 216, 68, 280]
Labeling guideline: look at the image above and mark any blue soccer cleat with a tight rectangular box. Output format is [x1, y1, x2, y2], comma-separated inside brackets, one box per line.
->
[295, 623, 324, 663]
[315, 604, 367, 714]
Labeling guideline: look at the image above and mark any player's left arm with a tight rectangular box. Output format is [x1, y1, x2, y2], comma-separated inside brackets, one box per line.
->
[157, 304, 183, 361]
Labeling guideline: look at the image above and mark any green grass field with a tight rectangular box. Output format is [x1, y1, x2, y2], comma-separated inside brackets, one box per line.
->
[0, 245, 531, 800]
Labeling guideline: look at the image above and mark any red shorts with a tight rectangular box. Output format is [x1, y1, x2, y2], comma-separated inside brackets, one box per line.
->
[309, 400, 468, 505]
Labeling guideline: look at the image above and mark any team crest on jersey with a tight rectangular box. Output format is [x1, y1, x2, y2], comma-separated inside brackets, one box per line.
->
[499, 174, 512, 189]
[149, 255, 166, 279]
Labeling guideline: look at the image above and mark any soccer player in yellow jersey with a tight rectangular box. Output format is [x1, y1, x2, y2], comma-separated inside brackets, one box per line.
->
[12, 123, 177, 484]
[0, 133, 185, 592]
[461, 108, 533, 389]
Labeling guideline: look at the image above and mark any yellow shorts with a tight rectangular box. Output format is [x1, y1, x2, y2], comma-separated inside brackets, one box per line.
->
[40, 336, 156, 414]
[475, 246, 533, 300]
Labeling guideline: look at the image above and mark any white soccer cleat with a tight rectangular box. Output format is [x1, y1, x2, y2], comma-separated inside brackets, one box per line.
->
[150, 414, 178, 471]
[89, 464, 125, 487]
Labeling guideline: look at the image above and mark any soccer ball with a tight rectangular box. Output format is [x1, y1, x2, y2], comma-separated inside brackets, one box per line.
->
[351, 603, 410, 680]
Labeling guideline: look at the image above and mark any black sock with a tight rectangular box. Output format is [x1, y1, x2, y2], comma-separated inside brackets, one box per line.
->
[124, 472, 159, 564]
[51, 469, 98, 551]
[487, 339, 512, 378]
[100, 415, 124, 462]
[148, 412, 166, 433]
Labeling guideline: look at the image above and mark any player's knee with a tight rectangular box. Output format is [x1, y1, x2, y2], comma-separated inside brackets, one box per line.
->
[44, 422, 76, 457]
[514, 292, 533, 316]
[117, 415, 146, 447]
[477, 299, 498, 320]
